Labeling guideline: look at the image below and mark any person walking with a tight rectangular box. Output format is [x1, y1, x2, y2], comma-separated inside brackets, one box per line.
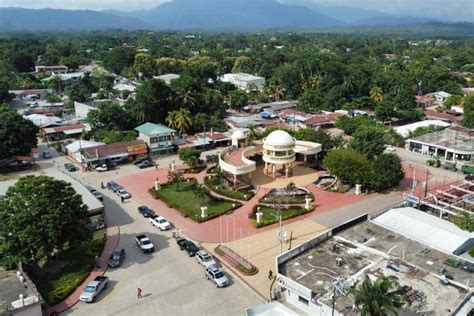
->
[95, 256, 101, 269]
[121, 196, 124, 203]
[137, 287, 142, 299]
[268, 269, 273, 280]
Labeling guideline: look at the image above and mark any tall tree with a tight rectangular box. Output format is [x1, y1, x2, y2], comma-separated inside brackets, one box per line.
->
[229, 89, 248, 109]
[176, 90, 197, 110]
[166, 108, 192, 135]
[0, 103, 38, 159]
[133, 53, 156, 79]
[350, 275, 403, 316]
[86, 102, 130, 131]
[460, 94, 474, 128]
[349, 125, 386, 159]
[127, 79, 176, 124]
[452, 211, 474, 232]
[0, 175, 91, 268]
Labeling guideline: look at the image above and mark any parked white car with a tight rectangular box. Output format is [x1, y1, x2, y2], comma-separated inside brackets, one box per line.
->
[95, 164, 108, 172]
[196, 250, 217, 268]
[385, 145, 397, 152]
[150, 215, 171, 231]
[205, 265, 229, 288]
[116, 189, 131, 199]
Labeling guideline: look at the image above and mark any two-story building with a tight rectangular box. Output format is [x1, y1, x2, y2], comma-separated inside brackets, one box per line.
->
[135, 122, 177, 156]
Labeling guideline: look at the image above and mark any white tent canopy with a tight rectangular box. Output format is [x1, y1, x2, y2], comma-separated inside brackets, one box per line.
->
[372, 207, 473, 255]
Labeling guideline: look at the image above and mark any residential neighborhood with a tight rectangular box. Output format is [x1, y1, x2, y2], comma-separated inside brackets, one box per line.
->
[0, 3, 473, 316]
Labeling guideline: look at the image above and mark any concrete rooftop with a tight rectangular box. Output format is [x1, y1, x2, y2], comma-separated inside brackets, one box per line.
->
[280, 220, 472, 315]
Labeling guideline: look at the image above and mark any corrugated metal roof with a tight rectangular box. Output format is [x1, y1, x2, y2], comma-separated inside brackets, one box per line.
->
[135, 122, 176, 135]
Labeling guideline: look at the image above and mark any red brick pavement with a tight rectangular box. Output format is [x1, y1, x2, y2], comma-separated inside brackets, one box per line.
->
[115, 167, 374, 243]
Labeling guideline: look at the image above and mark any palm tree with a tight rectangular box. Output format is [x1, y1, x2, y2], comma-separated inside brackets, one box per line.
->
[166, 111, 178, 129]
[247, 124, 259, 143]
[176, 90, 197, 109]
[193, 184, 208, 207]
[370, 86, 384, 104]
[175, 108, 192, 135]
[168, 171, 183, 191]
[285, 181, 297, 198]
[350, 275, 403, 316]
[273, 85, 285, 102]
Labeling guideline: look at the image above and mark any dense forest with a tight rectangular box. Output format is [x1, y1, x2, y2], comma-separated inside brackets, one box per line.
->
[1, 31, 473, 133]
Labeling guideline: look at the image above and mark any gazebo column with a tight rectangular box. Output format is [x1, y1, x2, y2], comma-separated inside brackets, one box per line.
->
[272, 164, 276, 178]
[233, 174, 237, 189]
[264, 162, 268, 175]
[285, 165, 289, 178]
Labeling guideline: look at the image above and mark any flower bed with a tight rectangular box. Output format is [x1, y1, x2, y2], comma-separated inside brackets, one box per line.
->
[214, 244, 258, 275]
[182, 165, 207, 174]
[259, 193, 313, 204]
[250, 204, 315, 228]
[149, 180, 242, 223]
[204, 175, 254, 201]
[206, 165, 220, 174]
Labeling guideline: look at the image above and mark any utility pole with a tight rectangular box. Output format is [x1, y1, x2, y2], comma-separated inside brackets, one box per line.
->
[424, 169, 430, 197]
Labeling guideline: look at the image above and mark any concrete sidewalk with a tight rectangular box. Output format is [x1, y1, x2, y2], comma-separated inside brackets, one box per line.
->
[203, 219, 327, 301]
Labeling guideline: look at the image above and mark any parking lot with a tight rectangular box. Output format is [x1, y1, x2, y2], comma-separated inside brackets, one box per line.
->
[61, 171, 262, 315]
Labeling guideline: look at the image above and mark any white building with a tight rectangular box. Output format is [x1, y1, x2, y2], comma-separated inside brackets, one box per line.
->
[65, 140, 103, 163]
[135, 122, 176, 156]
[394, 120, 451, 137]
[431, 91, 452, 104]
[153, 73, 180, 85]
[220, 73, 266, 92]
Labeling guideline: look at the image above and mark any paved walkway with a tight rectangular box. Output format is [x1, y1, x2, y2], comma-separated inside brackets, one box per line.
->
[45, 225, 120, 315]
[203, 219, 328, 301]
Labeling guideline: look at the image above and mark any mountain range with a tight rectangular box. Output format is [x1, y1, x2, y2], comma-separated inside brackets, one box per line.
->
[0, 0, 469, 32]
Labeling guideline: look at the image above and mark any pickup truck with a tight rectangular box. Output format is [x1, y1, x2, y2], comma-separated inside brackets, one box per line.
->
[79, 276, 108, 303]
[177, 238, 200, 257]
[136, 234, 154, 253]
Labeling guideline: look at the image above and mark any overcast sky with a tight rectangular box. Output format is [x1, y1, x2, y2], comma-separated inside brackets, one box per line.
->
[1, 0, 472, 21]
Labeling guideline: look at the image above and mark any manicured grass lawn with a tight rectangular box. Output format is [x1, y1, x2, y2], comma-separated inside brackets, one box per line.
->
[252, 205, 314, 228]
[155, 181, 239, 222]
[204, 175, 254, 201]
[27, 229, 106, 306]
[260, 194, 308, 204]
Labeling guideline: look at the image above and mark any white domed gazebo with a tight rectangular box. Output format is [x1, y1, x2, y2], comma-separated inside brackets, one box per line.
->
[263, 130, 296, 178]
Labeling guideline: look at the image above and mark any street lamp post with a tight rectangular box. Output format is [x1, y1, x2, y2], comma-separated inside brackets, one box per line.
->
[271, 198, 283, 254]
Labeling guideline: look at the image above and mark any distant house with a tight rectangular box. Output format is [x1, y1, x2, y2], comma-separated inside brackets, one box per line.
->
[9, 89, 52, 101]
[278, 109, 342, 129]
[220, 73, 266, 92]
[65, 140, 103, 163]
[24, 114, 62, 128]
[35, 65, 68, 75]
[135, 122, 176, 156]
[431, 91, 452, 104]
[153, 73, 181, 85]
[42, 123, 91, 141]
[41, 72, 84, 83]
[415, 95, 434, 108]
[81, 140, 147, 164]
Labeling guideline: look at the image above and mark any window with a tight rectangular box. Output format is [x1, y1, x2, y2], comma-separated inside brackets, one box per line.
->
[298, 296, 309, 305]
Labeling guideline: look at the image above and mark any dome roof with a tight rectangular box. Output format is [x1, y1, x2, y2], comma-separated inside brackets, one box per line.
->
[231, 130, 246, 140]
[264, 130, 295, 147]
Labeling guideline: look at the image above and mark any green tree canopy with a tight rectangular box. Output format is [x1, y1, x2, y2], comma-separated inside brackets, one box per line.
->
[178, 147, 201, 166]
[0, 103, 38, 159]
[349, 125, 386, 159]
[350, 275, 403, 316]
[103, 47, 135, 75]
[460, 94, 474, 128]
[370, 154, 404, 191]
[126, 79, 176, 124]
[323, 149, 371, 186]
[134, 53, 156, 79]
[0, 175, 91, 268]
[229, 89, 248, 109]
[294, 128, 334, 151]
[86, 101, 130, 131]
[452, 211, 474, 232]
